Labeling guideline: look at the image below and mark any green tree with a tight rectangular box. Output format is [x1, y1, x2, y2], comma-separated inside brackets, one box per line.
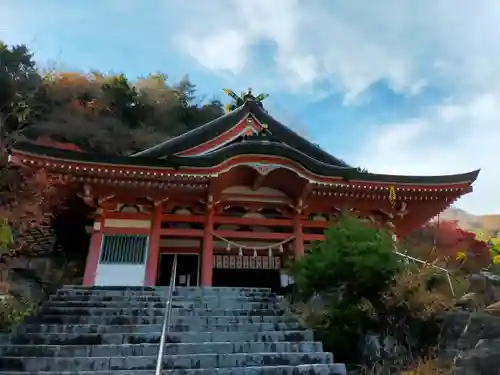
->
[135, 73, 186, 135]
[0, 41, 42, 144]
[176, 74, 196, 108]
[101, 74, 143, 128]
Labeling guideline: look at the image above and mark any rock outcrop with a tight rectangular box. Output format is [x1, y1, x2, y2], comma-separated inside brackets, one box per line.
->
[439, 311, 500, 374]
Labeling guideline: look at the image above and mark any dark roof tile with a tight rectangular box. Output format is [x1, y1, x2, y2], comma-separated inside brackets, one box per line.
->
[130, 100, 351, 168]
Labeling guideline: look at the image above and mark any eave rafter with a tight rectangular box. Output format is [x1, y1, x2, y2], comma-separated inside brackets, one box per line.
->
[14, 150, 475, 230]
[52, 171, 209, 191]
[14, 152, 476, 194]
[311, 181, 471, 200]
[15, 154, 209, 185]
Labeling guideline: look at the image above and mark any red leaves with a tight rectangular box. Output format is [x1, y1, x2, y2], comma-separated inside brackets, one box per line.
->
[432, 220, 490, 265]
[402, 219, 491, 271]
[0, 161, 63, 257]
[34, 136, 82, 152]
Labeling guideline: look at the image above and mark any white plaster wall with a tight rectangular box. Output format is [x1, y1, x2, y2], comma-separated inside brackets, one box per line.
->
[94, 264, 147, 286]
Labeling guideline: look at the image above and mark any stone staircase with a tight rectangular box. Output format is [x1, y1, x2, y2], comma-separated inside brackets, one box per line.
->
[0, 286, 347, 374]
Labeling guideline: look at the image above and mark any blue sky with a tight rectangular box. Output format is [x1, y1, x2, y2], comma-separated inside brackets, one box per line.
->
[1, 0, 499, 214]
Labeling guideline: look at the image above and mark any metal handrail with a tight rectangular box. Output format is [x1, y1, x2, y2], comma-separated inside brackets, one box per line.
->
[155, 254, 178, 375]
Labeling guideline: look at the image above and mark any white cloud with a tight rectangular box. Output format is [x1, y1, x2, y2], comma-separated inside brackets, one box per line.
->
[170, 0, 500, 214]
[1, 0, 499, 214]
[170, 1, 500, 98]
[179, 29, 248, 73]
[351, 92, 500, 214]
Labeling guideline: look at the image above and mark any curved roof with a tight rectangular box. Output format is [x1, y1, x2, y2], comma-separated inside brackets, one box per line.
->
[130, 100, 351, 168]
[11, 141, 480, 185]
[9, 98, 481, 187]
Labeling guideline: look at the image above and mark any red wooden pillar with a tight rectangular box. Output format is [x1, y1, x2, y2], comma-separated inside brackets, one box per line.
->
[293, 214, 304, 259]
[201, 209, 214, 286]
[144, 205, 162, 286]
[83, 213, 104, 286]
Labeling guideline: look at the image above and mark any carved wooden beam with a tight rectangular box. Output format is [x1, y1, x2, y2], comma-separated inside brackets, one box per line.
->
[332, 206, 342, 217]
[145, 196, 170, 208]
[251, 170, 266, 191]
[298, 182, 312, 202]
[200, 177, 222, 210]
[287, 183, 312, 215]
[395, 201, 409, 218]
[209, 177, 223, 203]
[77, 184, 96, 207]
[97, 194, 115, 206]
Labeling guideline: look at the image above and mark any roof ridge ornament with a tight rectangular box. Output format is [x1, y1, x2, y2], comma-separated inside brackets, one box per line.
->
[223, 88, 269, 113]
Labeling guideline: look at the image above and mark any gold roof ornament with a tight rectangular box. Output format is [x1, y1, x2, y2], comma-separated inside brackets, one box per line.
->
[255, 93, 270, 102]
[223, 88, 270, 113]
[388, 185, 397, 207]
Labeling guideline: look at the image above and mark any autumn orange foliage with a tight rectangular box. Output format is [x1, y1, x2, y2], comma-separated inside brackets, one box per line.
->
[0, 149, 62, 257]
[35, 135, 81, 152]
[401, 219, 491, 271]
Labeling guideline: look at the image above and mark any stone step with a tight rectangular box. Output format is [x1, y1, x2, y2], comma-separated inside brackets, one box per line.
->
[57, 286, 273, 297]
[36, 307, 285, 317]
[53, 291, 276, 299]
[0, 363, 347, 375]
[0, 352, 333, 371]
[49, 295, 277, 303]
[13, 322, 300, 334]
[0, 341, 324, 357]
[23, 314, 295, 326]
[1, 330, 314, 345]
[15, 313, 296, 330]
[44, 300, 282, 310]
[63, 286, 272, 291]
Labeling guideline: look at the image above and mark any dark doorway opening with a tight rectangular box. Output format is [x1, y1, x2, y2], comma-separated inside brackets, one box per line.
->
[212, 269, 281, 293]
[52, 196, 92, 284]
[157, 254, 199, 286]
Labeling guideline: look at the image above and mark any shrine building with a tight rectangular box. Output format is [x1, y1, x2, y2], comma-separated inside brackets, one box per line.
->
[8, 90, 480, 289]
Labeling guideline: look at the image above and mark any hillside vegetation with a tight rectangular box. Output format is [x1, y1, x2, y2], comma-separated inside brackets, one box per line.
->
[0, 41, 225, 156]
[442, 208, 500, 236]
[0, 40, 228, 282]
[441, 207, 500, 250]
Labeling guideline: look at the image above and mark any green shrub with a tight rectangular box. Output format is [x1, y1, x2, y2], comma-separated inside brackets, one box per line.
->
[0, 298, 35, 330]
[288, 213, 401, 364]
[290, 213, 400, 302]
[0, 219, 13, 250]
